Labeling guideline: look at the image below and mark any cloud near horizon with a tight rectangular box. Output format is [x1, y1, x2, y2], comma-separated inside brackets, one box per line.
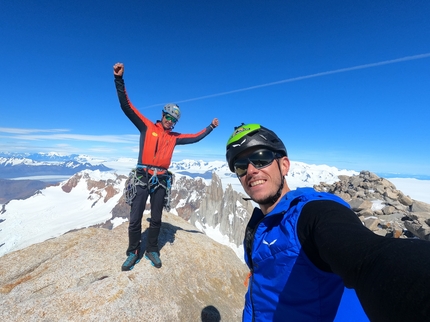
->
[0, 127, 138, 143]
[0, 127, 140, 158]
[0, 127, 69, 134]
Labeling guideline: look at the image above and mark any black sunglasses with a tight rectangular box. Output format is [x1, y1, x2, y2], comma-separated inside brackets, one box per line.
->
[234, 149, 281, 177]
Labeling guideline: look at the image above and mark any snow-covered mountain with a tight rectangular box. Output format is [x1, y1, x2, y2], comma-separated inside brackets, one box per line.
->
[2, 152, 430, 261]
[170, 158, 358, 194]
[0, 152, 358, 187]
[0, 170, 126, 256]
[0, 152, 105, 163]
[0, 153, 111, 179]
[0, 154, 360, 259]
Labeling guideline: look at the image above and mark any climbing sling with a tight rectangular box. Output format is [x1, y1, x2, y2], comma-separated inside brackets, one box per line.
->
[124, 165, 174, 211]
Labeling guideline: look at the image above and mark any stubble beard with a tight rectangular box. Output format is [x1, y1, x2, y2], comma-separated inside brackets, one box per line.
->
[249, 175, 283, 207]
[253, 191, 277, 207]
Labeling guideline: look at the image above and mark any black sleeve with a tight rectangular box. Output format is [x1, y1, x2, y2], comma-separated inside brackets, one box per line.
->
[114, 75, 147, 131]
[298, 200, 430, 321]
[175, 125, 213, 145]
[114, 75, 128, 109]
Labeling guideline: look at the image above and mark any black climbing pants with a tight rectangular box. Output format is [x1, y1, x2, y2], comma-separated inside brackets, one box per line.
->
[126, 170, 166, 255]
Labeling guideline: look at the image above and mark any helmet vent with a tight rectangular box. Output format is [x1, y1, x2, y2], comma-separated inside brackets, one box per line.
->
[258, 134, 268, 141]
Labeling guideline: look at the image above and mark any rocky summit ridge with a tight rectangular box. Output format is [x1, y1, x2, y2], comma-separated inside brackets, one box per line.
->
[0, 212, 248, 322]
[314, 170, 430, 240]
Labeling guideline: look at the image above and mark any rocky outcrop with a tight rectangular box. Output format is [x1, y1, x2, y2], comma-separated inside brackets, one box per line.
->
[88, 169, 430, 250]
[0, 212, 248, 322]
[62, 172, 127, 203]
[314, 171, 430, 240]
[170, 175, 208, 221]
[113, 172, 254, 248]
[190, 173, 254, 247]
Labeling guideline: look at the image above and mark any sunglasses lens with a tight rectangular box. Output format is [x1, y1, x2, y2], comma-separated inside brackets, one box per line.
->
[233, 160, 249, 177]
[164, 114, 177, 123]
[249, 150, 274, 167]
[234, 150, 276, 177]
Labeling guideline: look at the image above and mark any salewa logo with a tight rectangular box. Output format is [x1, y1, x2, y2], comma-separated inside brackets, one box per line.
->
[232, 138, 246, 148]
[263, 239, 277, 247]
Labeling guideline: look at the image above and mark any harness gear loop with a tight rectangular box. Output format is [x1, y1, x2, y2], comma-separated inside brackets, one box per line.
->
[124, 166, 174, 211]
[163, 170, 174, 212]
[124, 169, 147, 206]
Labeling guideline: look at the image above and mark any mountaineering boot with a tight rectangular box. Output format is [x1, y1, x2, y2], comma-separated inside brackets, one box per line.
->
[145, 251, 162, 268]
[145, 227, 161, 268]
[121, 250, 140, 271]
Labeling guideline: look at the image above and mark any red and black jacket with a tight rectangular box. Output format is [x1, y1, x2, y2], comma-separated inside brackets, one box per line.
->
[115, 76, 213, 170]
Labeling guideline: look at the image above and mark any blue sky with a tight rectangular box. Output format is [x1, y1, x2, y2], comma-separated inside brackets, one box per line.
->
[1, 1, 430, 176]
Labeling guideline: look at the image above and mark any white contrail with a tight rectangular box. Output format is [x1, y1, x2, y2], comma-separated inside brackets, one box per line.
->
[143, 53, 430, 108]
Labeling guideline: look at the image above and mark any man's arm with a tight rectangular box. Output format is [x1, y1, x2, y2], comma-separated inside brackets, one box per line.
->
[298, 200, 430, 320]
[175, 118, 219, 145]
[113, 62, 150, 130]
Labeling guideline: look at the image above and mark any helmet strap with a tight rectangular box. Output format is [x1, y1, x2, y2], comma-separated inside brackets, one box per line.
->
[268, 158, 284, 204]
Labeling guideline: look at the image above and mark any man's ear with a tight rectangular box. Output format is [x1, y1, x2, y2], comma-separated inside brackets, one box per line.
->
[281, 157, 290, 176]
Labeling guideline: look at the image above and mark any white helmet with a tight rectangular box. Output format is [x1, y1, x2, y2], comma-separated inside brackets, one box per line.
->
[162, 103, 181, 121]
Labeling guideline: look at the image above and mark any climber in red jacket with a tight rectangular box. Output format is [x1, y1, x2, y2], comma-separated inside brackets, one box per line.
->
[114, 62, 219, 271]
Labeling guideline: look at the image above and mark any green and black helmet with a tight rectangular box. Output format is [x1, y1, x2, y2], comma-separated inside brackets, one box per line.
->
[226, 123, 287, 172]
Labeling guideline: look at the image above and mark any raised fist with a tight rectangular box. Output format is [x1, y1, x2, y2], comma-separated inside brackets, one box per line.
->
[113, 62, 124, 77]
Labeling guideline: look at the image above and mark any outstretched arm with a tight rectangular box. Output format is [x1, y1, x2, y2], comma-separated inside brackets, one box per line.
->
[298, 200, 430, 321]
[176, 118, 219, 145]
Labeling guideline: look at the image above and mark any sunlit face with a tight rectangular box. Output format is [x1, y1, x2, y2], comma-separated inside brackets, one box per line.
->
[237, 147, 290, 213]
[161, 112, 177, 130]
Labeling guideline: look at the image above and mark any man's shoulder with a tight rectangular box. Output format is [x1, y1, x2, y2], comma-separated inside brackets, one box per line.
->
[291, 187, 349, 208]
[277, 188, 347, 210]
[284, 187, 321, 201]
[290, 187, 340, 199]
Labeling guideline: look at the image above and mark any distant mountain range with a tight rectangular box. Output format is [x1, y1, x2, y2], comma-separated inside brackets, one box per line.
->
[0, 152, 111, 179]
[2, 151, 430, 263]
[0, 152, 102, 162]
[0, 153, 360, 258]
[0, 152, 360, 204]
